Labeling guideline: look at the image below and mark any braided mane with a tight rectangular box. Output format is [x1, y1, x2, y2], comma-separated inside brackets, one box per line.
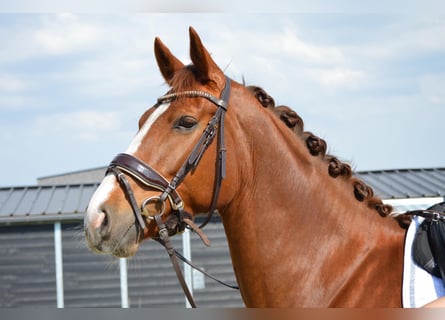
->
[246, 85, 410, 229]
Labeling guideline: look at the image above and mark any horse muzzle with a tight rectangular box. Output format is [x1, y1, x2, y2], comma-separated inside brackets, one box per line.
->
[84, 204, 142, 258]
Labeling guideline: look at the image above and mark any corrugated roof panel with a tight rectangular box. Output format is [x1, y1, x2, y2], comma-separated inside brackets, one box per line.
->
[45, 185, 67, 214]
[1, 188, 25, 216]
[75, 184, 99, 212]
[29, 186, 54, 215]
[386, 170, 422, 197]
[0, 184, 99, 223]
[376, 173, 407, 197]
[356, 172, 401, 199]
[14, 188, 39, 216]
[61, 185, 82, 213]
[423, 169, 445, 190]
[356, 168, 445, 199]
[404, 171, 441, 197]
[356, 173, 383, 197]
[355, 173, 381, 195]
[381, 170, 422, 198]
[399, 169, 444, 198]
[0, 188, 12, 209]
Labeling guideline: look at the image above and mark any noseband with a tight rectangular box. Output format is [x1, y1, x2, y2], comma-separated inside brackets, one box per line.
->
[105, 76, 233, 307]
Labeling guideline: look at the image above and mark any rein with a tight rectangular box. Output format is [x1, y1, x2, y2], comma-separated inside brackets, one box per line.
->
[107, 76, 238, 307]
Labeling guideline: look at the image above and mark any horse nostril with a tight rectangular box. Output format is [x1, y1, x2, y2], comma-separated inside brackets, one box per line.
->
[102, 210, 109, 227]
[98, 210, 112, 239]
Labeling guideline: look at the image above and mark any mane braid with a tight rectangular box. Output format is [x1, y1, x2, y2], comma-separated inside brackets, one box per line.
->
[246, 85, 410, 229]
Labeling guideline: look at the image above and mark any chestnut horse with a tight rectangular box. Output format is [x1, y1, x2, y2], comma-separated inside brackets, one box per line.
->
[84, 27, 408, 307]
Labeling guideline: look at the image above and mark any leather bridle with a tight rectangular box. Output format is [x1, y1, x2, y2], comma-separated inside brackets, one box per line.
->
[106, 76, 236, 307]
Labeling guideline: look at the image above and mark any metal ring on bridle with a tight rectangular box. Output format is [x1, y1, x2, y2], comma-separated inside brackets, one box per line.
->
[141, 196, 166, 220]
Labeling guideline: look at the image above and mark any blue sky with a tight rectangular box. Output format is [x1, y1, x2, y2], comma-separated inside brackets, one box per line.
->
[1, 11, 445, 186]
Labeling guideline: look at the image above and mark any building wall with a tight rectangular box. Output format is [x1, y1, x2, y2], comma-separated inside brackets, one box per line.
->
[61, 223, 122, 307]
[0, 220, 243, 308]
[0, 224, 57, 307]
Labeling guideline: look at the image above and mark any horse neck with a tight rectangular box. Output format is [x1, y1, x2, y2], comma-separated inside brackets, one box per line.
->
[219, 93, 405, 307]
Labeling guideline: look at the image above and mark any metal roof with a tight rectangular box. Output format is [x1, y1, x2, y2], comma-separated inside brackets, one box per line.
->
[37, 167, 106, 185]
[1, 168, 445, 224]
[0, 183, 99, 224]
[355, 168, 445, 199]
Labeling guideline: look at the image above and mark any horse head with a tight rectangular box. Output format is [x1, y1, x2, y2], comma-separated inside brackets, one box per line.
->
[84, 27, 243, 257]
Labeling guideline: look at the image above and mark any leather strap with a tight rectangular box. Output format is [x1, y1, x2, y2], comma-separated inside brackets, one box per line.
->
[174, 247, 239, 290]
[154, 236, 239, 291]
[403, 210, 445, 221]
[109, 153, 183, 209]
[109, 166, 147, 231]
[154, 214, 197, 308]
[183, 218, 210, 247]
[199, 107, 227, 229]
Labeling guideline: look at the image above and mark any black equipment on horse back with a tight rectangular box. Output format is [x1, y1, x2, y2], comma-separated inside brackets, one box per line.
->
[411, 202, 445, 284]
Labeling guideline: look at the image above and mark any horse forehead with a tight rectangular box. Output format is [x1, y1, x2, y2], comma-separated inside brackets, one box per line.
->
[126, 102, 171, 155]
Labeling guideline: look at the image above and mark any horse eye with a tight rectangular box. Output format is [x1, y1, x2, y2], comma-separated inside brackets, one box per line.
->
[175, 116, 198, 130]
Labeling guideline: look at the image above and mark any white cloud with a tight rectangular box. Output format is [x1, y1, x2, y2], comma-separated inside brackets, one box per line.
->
[308, 67, 366, 90]
[403, 18, 445, 53]
[0, 75, 25, 92]
[72, 55, 155, 97]
[198, 19, 355, 96]
[33, 13, 103, 55]
[419, 74, 445, 106]
[0, 75, 27, 110]
[33, 110, 121, 141]
[352, 17, 445, 61]
[280, 26, 344, 65]
[30, 14, 158, 98]
[0, 96, 27, 110]
[0, 14, 105, 64]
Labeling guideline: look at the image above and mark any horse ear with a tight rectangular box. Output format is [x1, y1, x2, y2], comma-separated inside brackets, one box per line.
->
[154, 37, 184, 85]
[189, 27, 224, 86]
